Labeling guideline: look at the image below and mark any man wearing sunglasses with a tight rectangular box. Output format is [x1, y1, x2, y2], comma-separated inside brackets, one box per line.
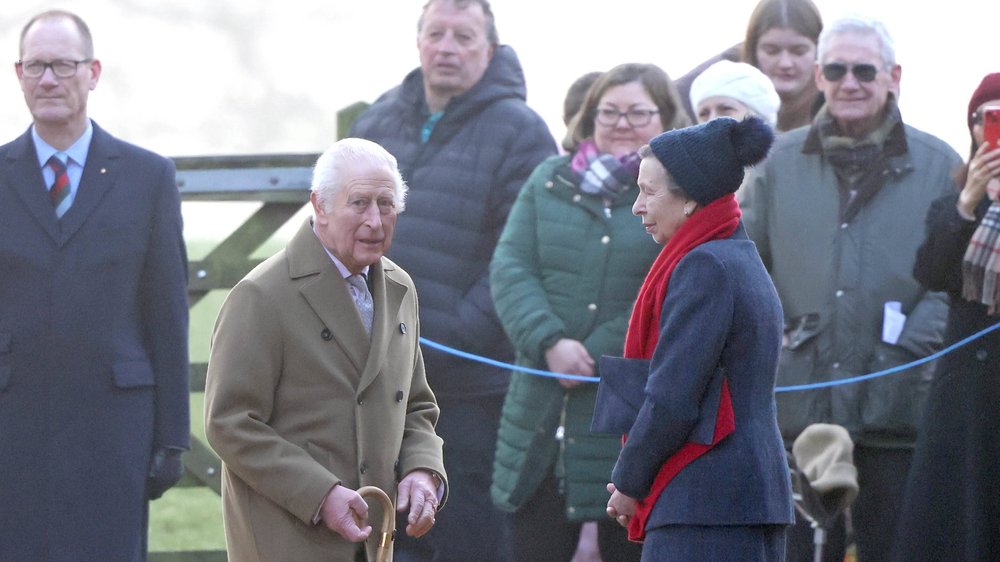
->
[741, 15, 961, 562]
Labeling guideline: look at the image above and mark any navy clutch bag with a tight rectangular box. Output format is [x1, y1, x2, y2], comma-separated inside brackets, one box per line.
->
[590, 355, 649, 434]
[591, 356, 726, 444]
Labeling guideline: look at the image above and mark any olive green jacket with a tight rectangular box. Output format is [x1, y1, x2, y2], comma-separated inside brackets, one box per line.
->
[742, 121, 960, 447]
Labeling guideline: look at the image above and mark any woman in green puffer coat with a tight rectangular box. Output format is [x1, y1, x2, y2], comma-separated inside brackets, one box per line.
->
[489, 63, 691, 562]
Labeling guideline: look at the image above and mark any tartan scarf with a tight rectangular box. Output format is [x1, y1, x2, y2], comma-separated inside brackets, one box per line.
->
[962, 200, 1000, 314]
[570, 139, 641, 200]
[622, 195, 739, 541]
[814, 100, 903, 223]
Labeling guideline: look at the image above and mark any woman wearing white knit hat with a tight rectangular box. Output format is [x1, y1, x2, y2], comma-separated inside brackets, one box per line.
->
[689, 60, 780, 202]
[690, 59, 781, 127]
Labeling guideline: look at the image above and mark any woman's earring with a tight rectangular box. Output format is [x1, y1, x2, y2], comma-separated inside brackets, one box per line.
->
[683, 206, 693, 217]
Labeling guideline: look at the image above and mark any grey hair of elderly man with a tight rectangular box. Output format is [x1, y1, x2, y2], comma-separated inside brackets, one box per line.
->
[310, 137, 408, 214]
[816, 15, 896, 67]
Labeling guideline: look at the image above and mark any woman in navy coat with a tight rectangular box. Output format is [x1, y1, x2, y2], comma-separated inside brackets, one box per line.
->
[602, 117, 794, 560]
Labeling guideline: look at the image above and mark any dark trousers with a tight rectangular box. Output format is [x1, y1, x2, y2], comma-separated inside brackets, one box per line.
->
[509, 473, 642, 562]
[393, 395, 512, 562]
[786, 445, 912, 562]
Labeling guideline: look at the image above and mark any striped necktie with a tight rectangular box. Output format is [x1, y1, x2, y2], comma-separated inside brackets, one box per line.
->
[47, 153, 71, 218]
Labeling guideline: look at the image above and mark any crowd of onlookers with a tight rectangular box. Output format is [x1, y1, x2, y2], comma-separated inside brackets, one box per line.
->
[346, 0, 995, 560]
[5, 1, 997, 561]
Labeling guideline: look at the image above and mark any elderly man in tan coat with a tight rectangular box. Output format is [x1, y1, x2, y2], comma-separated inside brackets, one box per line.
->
[205, 138, 447, 562]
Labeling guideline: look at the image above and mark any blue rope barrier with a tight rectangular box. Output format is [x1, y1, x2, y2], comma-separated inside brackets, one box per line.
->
[418, 338, 600, 382]
[773, 320, 1000, 392]
[418, 320, 1000, 392]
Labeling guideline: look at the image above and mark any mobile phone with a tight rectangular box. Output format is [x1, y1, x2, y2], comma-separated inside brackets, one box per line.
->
[983, 105, 1000, 148]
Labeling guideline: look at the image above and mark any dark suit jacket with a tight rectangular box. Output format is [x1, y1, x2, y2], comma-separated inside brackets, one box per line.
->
[205, 219, 446, 562]
[0, 122, 189, 562]
[611, 225, 795, 534]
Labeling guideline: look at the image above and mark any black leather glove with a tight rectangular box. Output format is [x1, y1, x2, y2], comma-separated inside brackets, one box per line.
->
[147, 446, 185, 500]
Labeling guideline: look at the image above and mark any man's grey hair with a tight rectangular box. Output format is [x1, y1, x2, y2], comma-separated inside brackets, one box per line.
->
[311, 138, 407, 213]
[817, 15, 896, 68]
[418, 0, 499, 46]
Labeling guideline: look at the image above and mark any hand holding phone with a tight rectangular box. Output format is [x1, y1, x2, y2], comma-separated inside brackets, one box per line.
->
[983, 105, 1000, 148]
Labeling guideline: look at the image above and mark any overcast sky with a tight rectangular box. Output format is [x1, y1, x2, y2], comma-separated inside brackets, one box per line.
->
[0, 0, 995, 159]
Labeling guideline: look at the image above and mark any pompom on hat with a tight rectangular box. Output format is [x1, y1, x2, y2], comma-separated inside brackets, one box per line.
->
[690, 60, 781, 127]
[968, 72, 1000, 131]
[648, 116, 774, 205]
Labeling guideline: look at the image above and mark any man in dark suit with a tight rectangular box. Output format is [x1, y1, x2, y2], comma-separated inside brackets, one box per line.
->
[0, 10, 189, 561]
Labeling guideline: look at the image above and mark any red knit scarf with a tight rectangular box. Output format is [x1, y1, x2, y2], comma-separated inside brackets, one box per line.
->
[622, 194, 740, 542]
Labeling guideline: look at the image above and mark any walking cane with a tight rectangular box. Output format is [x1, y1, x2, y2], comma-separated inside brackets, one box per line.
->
[358, 486, 395, 562]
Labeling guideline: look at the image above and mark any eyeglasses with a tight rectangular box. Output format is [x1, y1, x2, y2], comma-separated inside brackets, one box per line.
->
[17, 59, 91, 79]
[821, 63, 879, 83]
[595, 108, 660, 128]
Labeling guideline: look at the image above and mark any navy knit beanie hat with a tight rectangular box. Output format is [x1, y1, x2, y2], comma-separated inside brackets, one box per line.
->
[648, 116, 774, 205]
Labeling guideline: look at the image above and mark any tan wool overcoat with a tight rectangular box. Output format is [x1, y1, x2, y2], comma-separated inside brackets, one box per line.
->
[205, 218, 446, 562]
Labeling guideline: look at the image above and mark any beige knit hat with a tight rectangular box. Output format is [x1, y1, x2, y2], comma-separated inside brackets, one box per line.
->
[792, 423, 859, 508]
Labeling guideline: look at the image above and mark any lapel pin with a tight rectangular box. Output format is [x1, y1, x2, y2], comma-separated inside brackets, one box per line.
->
[399, 323, 407, 334]
[100, 168, 107, 174]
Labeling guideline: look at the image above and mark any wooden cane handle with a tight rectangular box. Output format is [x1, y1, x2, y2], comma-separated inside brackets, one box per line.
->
[357, 486, 395, 562]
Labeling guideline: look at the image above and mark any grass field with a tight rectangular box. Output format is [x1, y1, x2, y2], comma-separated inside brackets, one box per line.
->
[149, 393, 226, 553]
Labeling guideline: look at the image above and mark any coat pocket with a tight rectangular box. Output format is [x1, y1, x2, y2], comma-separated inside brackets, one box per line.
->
[861, 342, 933, 440]
[112, 360, 156, 389]
[775, 314, 822, 441]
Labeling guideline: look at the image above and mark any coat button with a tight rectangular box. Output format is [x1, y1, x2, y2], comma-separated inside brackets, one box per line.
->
[976, 349, 989, 362]
[357, 397, 364, 405]
[545, 180, 554, 189]
[399, 322, 407, 334]
[588, 303, 597, 311]
[360, 463, 368, 474]
[601, 235, 610, 244]
[573, 194, 582, 202]
[321, 328, 332, 340]
[396, 390, 404, 402]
